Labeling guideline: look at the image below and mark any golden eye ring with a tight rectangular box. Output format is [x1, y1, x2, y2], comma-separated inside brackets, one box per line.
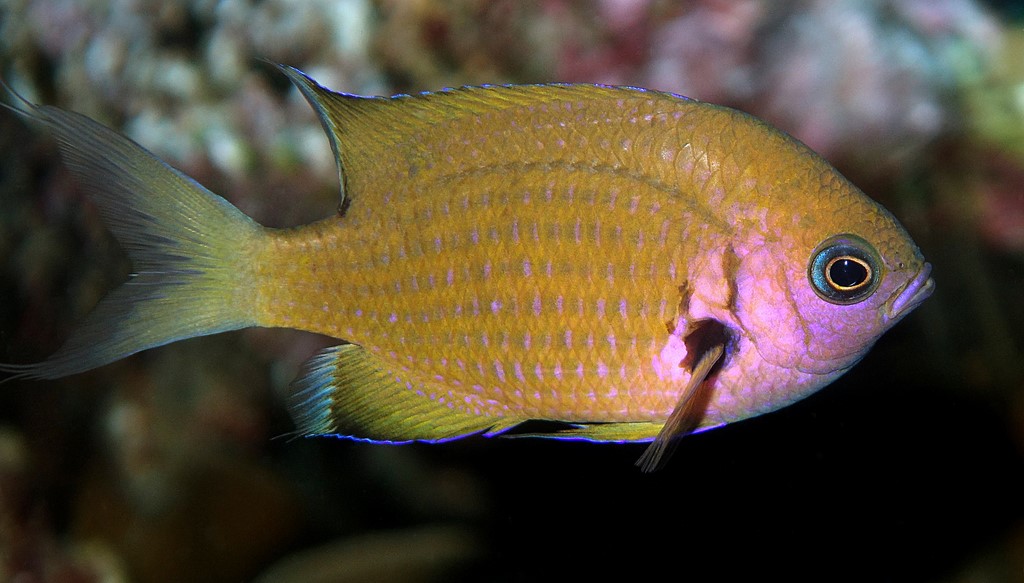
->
[809, 235, 882, 304]
[824, 255, 873, 292]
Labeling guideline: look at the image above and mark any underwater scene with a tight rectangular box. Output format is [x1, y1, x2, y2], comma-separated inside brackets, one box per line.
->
[0, 1, 1022, 581]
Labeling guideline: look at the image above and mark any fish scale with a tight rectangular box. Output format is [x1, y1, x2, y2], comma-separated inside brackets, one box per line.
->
[255, 165, 697, 421]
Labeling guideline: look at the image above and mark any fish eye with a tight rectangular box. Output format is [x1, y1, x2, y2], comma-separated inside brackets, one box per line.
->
[808, 235, 882, 304]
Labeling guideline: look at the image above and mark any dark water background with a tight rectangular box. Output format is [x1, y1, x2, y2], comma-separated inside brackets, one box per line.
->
[1, 2, 1023, 581]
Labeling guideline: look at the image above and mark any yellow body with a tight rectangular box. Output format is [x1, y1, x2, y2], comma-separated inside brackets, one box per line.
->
[254, 84, 771, 429]
[246, 75, 928, 438]
[258, 168, 696, 422]
[2, 68, 933, 455]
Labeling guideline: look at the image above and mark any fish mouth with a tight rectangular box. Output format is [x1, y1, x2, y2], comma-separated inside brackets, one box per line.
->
[885, 262, 934, 321]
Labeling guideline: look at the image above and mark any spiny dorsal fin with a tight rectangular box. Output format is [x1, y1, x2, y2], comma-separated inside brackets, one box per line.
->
[276, 64, 700, 210]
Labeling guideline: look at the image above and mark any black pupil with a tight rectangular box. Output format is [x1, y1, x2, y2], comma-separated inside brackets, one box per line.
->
[830, 258, 867, 288]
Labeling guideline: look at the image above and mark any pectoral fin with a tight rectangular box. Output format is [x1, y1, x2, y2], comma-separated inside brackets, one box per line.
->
[636, 319, 730, 473]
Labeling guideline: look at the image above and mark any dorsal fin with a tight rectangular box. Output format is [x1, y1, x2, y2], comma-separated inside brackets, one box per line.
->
[278, 65, 392, 209]
[276, 64, 703, 211]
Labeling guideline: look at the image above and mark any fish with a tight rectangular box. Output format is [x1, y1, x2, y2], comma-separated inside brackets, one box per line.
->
[0, 65, 934, 471]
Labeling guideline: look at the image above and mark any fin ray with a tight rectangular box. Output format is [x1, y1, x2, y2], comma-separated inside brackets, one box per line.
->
[276, 64, 697, 210]
[290, 344, 517, 443]
[635, 342, 725, 472]
[512, 421, 665, 443]
[1, 92, 263, 380]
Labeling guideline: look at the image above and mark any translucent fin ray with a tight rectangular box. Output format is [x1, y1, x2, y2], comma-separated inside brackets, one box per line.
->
[635, 342, 725, 472]
[0, 93, 263, 380]
[289, 344, 518, 443]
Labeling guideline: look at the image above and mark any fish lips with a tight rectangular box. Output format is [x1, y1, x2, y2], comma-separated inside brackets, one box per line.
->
[884, 262, 934, 322]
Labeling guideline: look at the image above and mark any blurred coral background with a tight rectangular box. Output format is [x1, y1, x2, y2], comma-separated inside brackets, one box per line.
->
[1, 1, 1023, 581]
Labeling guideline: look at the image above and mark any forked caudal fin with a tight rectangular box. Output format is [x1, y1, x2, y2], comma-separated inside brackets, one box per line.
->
[0, 86, 263, 380]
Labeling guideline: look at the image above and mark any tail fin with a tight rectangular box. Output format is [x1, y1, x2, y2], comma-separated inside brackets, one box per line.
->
[1, 91, 263, 380]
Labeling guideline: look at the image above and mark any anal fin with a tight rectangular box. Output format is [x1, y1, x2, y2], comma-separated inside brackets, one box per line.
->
[510, 420, 666, 443]
[290, 344, 515, 443]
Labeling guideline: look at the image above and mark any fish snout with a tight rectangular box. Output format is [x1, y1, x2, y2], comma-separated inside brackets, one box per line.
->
[885, 262, 934, 321]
